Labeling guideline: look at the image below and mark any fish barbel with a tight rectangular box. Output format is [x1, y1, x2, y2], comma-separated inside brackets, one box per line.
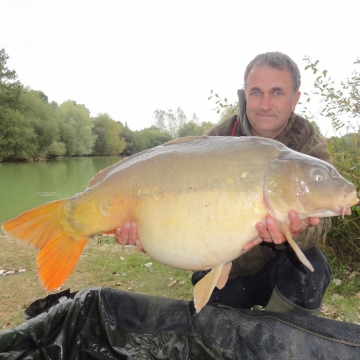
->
[2, 136, 359, 312]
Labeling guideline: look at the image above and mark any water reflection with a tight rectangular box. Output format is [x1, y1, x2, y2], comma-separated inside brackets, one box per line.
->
[0, 157, 122, 224]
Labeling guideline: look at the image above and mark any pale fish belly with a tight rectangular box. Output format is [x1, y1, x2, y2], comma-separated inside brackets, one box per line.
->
[134, 188, 267, 270]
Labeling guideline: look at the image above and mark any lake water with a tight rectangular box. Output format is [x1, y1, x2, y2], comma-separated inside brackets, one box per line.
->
[0, 157, 122, 225]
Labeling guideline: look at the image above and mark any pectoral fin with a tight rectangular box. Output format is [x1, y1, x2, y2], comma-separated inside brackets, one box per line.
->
[278, 222, 314, 272]
[193, 262, 232, 313]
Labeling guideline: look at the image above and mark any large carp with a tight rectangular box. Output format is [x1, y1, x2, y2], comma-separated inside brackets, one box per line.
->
[2, 136, 359, 312]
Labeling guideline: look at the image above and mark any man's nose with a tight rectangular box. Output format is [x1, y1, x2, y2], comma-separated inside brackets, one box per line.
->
[259, 94, 272, 111]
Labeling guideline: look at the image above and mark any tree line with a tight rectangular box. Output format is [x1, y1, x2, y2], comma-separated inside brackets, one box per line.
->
[0, 48, 215, 161]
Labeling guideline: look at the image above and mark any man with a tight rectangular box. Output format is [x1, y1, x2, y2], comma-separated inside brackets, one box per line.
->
[116, 52, 332, 315]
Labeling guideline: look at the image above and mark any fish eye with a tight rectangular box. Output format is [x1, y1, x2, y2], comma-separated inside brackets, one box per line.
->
[314, 171, 324, 182]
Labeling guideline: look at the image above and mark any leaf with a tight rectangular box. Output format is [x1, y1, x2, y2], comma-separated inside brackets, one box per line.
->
[168, 279, 179, 287]
[332, 293, 344, 301]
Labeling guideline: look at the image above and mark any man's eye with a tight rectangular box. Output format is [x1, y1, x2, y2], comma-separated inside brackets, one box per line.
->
[252, 91, 260, 96]
[274, 90, 282, 96]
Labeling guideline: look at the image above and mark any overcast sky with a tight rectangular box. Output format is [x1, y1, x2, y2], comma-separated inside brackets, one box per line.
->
[1, 0, 359, 136]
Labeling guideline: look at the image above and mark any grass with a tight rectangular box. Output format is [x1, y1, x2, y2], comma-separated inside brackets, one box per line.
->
[319, 248, 360, 324]
[0, 234, 193, 330]
[1, 234, 360, 330]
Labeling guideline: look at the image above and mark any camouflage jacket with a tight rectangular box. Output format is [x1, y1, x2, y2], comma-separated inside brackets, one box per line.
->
[205, 89, 332, 278]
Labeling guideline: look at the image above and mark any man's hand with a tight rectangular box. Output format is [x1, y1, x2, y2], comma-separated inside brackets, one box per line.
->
[243, 210, 320, 250]
[115, 222, 145, 252]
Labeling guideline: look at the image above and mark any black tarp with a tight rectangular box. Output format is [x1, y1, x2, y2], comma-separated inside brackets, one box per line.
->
[1, 287, 360, 359]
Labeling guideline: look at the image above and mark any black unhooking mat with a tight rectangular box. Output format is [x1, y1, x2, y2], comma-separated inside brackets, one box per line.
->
[1, 287, 360, 360]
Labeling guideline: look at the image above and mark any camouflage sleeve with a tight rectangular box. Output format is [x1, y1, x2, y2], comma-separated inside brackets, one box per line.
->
[296, 217, 331, 249]
[299, 132, 333, 164]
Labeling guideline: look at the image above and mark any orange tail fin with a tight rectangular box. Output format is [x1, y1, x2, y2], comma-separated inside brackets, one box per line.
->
[1, 200, 88, 291]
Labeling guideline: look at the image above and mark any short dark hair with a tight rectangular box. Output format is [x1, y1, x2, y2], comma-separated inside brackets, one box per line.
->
[244, 52, 301, 94]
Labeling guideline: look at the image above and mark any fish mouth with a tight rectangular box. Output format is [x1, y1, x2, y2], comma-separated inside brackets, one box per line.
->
[339, 190, 360, 219]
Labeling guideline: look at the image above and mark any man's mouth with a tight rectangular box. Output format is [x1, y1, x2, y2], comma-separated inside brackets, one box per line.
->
[256, 113, 274, 117]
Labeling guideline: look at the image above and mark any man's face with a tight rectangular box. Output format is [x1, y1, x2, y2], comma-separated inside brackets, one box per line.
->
[245, 65, 301, 139]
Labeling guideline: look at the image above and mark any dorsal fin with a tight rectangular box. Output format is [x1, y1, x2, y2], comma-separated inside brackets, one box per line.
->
[163, 135, 209, 146]
[87, 161, 121, 188]
[88, 136, 209, 187]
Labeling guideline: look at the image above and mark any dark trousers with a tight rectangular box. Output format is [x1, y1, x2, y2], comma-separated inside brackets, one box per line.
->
[204, 247, 331, 310]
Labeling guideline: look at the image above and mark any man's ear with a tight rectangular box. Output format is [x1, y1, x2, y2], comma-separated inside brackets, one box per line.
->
[292, 91, 301, 111]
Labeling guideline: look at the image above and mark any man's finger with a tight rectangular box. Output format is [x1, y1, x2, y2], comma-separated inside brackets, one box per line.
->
[308, 217, 320, 226]
[135, 239, 146, 253]
[243, 237, 263, 250]
[288, 210, 305, 234]
[128, 221, 137, 243]
[265, 216, 286, 244]
[115, 222, 131, 245]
